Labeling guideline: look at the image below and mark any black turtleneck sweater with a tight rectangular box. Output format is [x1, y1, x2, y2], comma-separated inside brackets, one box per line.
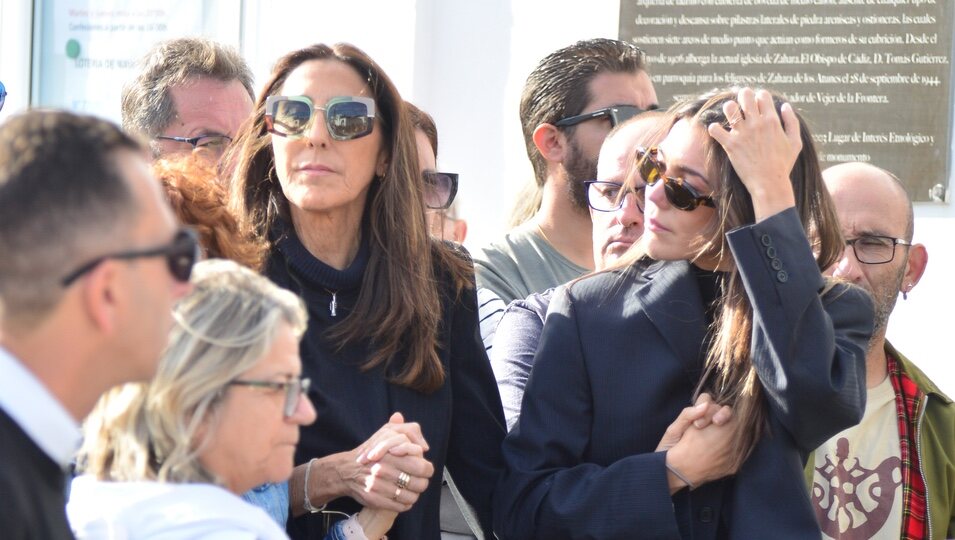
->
[267, 224, 506, 540]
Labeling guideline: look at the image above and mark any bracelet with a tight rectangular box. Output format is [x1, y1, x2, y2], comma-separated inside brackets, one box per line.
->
[303, 458, 327, 513]
[665, 462, 697, 491]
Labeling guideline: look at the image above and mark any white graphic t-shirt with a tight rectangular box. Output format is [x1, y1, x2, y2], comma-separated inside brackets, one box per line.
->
[811, 377, 903, 539]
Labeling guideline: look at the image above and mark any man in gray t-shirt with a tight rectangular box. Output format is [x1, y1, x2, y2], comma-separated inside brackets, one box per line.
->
[474, 38, 658, 309]
[491, 112, 661, 429]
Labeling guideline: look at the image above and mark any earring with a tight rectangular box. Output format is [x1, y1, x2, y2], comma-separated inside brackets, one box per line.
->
[902, 283, 913, 300]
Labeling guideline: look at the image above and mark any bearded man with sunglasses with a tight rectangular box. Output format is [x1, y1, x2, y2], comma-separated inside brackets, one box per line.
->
[473, 38, 658, 315]
[0, 111, 195, 538]
[807, 162, 953, 540]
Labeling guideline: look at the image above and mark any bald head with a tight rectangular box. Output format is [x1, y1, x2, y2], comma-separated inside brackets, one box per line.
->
[823, 162, 913, 241]
[590, 111, 665, 267]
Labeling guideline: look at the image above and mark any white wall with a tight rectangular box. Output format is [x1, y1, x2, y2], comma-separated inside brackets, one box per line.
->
[1, 0, 951, 394]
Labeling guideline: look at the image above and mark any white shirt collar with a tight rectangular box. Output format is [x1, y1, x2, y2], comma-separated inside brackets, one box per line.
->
[0, 346, 82, 468]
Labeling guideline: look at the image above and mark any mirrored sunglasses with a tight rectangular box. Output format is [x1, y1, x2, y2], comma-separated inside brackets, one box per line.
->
[61, 228, 200, 287]
[423, 171, 459, 210]
[265, 95, 376, 141]
[637, 147, 716, 212]
[0, 80, 7, 112]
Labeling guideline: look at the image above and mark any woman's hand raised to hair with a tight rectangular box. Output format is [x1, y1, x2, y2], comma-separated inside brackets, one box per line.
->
[707, 87, 801, 222]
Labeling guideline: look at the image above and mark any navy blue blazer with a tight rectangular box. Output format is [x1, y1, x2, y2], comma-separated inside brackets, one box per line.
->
[493, 208, 873, 539]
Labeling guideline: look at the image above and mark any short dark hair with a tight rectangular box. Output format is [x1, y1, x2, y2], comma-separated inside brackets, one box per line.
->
[121, 37, 254, 140]
[520, 38, 648, 187]
[0, 110, 144, 325]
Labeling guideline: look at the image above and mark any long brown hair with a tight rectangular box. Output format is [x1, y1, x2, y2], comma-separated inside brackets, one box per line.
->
[225, 43, 471, 394]
[608, 87, 843, 465]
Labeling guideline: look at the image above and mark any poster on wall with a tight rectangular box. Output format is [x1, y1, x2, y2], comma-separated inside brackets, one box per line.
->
[619, 1, 954, 203]
[33, 0, 240, 123]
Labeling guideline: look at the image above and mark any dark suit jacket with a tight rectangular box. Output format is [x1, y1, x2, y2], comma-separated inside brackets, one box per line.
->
[493, 208, 873, 540]
[0, 408, 74, 539]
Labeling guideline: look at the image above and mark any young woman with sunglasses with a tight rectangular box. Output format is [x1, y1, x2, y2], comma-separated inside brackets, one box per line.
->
[225, 44, 505, 540]
[494, 87, 874, 539]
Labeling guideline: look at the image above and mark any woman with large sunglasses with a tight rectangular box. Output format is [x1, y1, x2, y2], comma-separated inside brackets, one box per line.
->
[225, 44, 505, 540]
[494, 87, 874, 539]
[70, 260, 396, 540]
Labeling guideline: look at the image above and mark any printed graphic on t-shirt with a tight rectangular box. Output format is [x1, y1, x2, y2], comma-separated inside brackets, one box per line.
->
[812, 437, 902, 539]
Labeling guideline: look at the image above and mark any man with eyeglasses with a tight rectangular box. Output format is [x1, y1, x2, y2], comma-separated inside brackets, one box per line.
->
[491, 111, 662, 430]
[122, 37, 254, 160]
[807, 162, 953, 539]
[0, 110, 194, 537]
[473, 39, 658, 347]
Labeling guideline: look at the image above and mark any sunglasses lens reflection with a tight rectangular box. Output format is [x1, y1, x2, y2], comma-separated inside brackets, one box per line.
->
[168, 231, 199, 282]
[272, 99, 312, 136]
[326, 101, 373, 140]
[424, 172, 455, 209]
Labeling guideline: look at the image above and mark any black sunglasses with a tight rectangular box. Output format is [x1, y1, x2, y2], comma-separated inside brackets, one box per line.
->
[155, 134, 232, 155]
[637, 147, 716, 212]
[265, 95, 376, 141]
[424, 171, 459, 210]
[554, 104, 655, 129]
[61, 228, 200, 287]
[229, 376, 311, 417]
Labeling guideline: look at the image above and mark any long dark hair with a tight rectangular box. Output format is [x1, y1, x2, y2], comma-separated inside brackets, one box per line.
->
[225, 43, 471, 393]
[607, 87, 843, 465]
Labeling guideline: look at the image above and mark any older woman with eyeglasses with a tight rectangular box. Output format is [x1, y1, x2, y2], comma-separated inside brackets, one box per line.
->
[68, 260, 397, 539]
[224, 44, 505, 540]
[494, 87, 874, 539]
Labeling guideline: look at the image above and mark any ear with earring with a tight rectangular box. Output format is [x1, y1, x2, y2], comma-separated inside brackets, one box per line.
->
[903, 283, 913, 300]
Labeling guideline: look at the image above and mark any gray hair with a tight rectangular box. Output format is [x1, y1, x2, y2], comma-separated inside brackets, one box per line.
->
[121, 37, 254, 140]
[77, 259, 307, 485]
[0, 110, 143, 329]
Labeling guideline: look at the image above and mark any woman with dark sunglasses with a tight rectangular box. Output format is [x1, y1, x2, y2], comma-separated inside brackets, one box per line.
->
[494, 87, 874, 539]
[225, 44, 504, 540]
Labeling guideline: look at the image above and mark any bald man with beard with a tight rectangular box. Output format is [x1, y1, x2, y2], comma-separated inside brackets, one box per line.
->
[807, 162, 953, 540]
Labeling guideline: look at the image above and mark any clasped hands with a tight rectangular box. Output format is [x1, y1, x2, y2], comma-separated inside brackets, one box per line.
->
[344, 412, 435, 512]
[656, 393, 741, 494]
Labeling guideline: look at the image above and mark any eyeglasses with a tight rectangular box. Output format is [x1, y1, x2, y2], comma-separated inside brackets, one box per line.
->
[265, 95, 376, 141]
[229, 376, 311, 417]
[554, 104, 653, 129]
[424, 171, 459, 210]
[61, 228, 200, 287]
[584, 180, 645, 213]
[845, 235, 911, 265]
[155, 134, 233, 155]
[637, 147, 716, 211]
[0, 80, 7, 112]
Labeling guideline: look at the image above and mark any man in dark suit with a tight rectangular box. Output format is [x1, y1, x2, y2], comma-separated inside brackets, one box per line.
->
[0, 111, 194, 538]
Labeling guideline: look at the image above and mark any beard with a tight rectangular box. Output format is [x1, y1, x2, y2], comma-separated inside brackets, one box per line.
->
[563, 136, 597, 212]
[867, 268, 906, 352]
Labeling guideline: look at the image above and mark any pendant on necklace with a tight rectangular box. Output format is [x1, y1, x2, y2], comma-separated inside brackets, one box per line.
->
[328, 291, 337, 317]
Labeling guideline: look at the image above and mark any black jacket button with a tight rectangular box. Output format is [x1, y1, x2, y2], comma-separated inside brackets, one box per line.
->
[766, 246, 777, 258]
[777, 270, 789, 283]
[771, 258, 783, 270]
[761, 234, 772, 247]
